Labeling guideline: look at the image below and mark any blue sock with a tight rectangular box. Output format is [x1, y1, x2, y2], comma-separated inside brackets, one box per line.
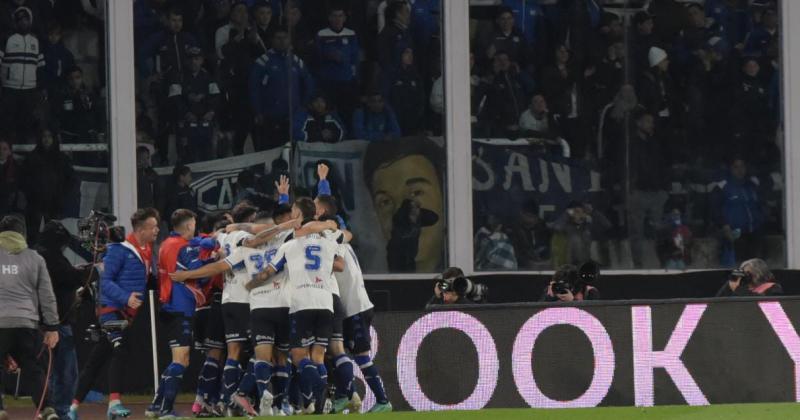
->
[197, 357, 220, 405]
[298, 359, 320, 408]
[253, 360, 274, 398]
[289, 365, 301, 408]
[333, 355, 354, 399]
[161, 363, 186, 412]
[151, 373, 166, 408]
[237, 359, 256, 397]
[221, 359, 241, 404]
[273, 364, 291, 407]
[354, 355, 388, 404]
[313, 363, 328, 413]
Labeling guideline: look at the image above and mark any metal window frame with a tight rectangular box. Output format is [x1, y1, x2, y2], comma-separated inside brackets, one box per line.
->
[107, 0, 137, 231]
[107, 0, 797, 273]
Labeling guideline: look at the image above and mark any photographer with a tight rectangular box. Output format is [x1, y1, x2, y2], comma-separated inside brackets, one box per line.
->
[716, 258, 782, 297]
[427, 267, 488, 308]
[35, 221, 89, 420]
[541, 263, 601, 302]
[0, 215, 60, 420]
[70, 208, 160, 420]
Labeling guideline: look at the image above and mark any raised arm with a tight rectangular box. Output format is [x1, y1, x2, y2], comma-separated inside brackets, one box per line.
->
[243, 218, 301, 248]
[170, 259, 230, 283]
[294, 220, 338, 238]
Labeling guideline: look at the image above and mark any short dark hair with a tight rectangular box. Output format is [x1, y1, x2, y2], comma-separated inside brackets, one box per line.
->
[131, 208, 160, 230]
[173, 165, 191, 181]
[255, 210, 273, 222]
[213, 218, 231, 232]
[273, 204, 293, 221]
[294, 197, 316, 221]
[170, 209, 197, 229]
[441, 267, 464, 281]
[496, 6, 513, 19]
[315, 195, 338, 217]
[0, 215, 26, 237]
[363, 136, 444, 193]
[231, 203, 258, 223]
[384, 0, 407, 22]
[66, 65, 82, 75]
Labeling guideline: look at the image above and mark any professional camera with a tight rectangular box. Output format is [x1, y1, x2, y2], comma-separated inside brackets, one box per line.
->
[453, 276, 488, 303]
[85, 319, 129, 342]
[578, 261, 600, 286]
[552, 266, 578, 295]
[730, 269, 753, 285]
[77, 210, 125, 254]
[436, 278, 453, 293]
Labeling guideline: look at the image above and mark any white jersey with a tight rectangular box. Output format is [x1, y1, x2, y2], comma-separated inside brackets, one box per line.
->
[335, 243, 374, 317]
[224, 237, 291, 310]
[217, 230, 253, 304]
[269, 233, 338, 313]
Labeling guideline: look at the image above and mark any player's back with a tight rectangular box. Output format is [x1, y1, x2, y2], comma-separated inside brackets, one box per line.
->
[336, 243, 374, 317]
[272, 233, 337, 313]
[217, 230, 253, 304]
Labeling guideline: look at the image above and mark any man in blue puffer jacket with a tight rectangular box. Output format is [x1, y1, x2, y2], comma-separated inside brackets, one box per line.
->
[69, 208, 160, 420]
[712, 158, 765, 267]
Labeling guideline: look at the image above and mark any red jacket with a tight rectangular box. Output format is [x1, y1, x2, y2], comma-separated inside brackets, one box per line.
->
[157, 235, 189, 305]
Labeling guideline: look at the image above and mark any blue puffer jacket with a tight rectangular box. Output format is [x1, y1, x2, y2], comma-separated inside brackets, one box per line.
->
[715, 176, 765, 234]
[99, 242, 148, 310]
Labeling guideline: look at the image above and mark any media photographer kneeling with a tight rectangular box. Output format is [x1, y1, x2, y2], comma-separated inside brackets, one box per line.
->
[716, 258, 782, 297]
[541, 262, 601, 302]
[427, 267, 488, 307]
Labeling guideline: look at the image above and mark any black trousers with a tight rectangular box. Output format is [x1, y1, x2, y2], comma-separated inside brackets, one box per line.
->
[74, 331, 129, 401]
[0, 328, 49, 408]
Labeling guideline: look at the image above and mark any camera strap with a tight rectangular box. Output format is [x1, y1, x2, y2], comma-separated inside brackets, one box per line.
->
[752, 282, 776, 295]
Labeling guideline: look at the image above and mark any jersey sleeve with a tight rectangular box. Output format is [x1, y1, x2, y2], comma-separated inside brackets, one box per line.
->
[269, 241, 291, 272]
[224, 247, 246, 268]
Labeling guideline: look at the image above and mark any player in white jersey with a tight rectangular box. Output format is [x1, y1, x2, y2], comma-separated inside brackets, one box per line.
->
[246, 198, 345, 414]
[314, 166, 392, 413]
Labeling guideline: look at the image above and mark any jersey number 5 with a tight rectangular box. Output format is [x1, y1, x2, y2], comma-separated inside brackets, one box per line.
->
[305, 245, 321, 270]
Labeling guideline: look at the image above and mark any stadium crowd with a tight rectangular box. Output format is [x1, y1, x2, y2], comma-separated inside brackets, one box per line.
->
[0, 0, 787, 275]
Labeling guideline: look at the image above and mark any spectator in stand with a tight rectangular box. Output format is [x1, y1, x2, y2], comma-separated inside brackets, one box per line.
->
[170, 47, 221, 163]
[0, 7, 45, 144]
[377, 0, 413, 73]
[729, 56, 771, 154]
[249, 28, 315, 151]
[141, 7, 198, 164]
[638, 47, 679, 132]
[21, 127, 74, 243]
[501, 0, 544, 65]
[674, 3, 724, 66]
[351, 91, 401, 141]
[0, 139, 20, 215]
[706, 0, 749, 48]
[52, 66, 104, 143]
[712, 157, 765, 267]
[518, 93, 569, 158]
[214, 1, 249, 61]
[315, 5, 360, 126]
[554, 0, 602, 66]
[550, 201, 611, 267]
[219, 4, 263, 157]
[163, 165, 197, 224]
[744, 5, 778, 57]
[383, 48, 425, 136]
[716, 258, 781, 297]
[476, 7, 531, 72]
[42, 22, 76, 93]
[474, 212, 518, 271]
[629, 11, 658, 77]
[625, 110, 668, 269]
[407, 0, 440, 81]
[431, 52, 481, 128]
[541, 44, 592, 158]
[284, 0, 315, 62]
[685, 37, 732, 156]
[293, 94, 346, 143]
[593, 40, 626, 107]
[506, 199, 551, 269]
[252, 0, 277, 55]
[137, 146, 160, 210]
[657, 206, 693, 271]
[476, 51, 529, 138]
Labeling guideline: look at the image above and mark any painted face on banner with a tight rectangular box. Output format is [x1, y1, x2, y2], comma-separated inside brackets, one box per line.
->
[370, 154, 443, 272]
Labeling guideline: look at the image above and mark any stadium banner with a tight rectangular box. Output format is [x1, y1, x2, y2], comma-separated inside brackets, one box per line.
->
[294, 138, 446, 273]
[365, 297, 800, 411]
[472, 139, 601, 222]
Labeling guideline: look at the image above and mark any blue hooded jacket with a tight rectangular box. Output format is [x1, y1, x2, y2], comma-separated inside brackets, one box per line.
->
[315, 27, 360, 82]
[714, 176, 765, 234]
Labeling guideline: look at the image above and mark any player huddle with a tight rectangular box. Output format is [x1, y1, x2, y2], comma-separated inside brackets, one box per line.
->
[70, 164, 390, 420]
